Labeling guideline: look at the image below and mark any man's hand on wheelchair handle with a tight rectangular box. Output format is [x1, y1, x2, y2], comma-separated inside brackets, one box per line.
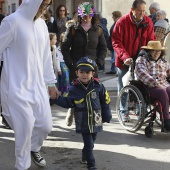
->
[124, 58, 133, 65]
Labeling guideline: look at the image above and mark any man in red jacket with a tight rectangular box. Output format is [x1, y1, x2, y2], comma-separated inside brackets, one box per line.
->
[112, 0, 155, 121]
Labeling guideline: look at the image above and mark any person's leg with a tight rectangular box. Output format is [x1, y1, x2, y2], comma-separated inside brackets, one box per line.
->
[2, 103, 35, 170]
[148, 87, 170, 119]
[106, 51, 116, 74]
[30, 97, 52, 167]
[110, 50, 116, 73]
[148, 86, 170, 130]
[31, 98, 52, 152]
[82, 133, 97, 169]
[117, 67, 128, 94]
[117, 67, 129, 121]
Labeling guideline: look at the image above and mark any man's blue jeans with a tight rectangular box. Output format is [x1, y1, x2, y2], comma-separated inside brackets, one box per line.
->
[117, 67, 129, 112]
[110, 50, 116, 72]
[81, 133, 97, 168]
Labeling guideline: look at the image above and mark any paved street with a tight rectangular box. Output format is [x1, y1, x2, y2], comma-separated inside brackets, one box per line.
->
[1, 58, 170, 170]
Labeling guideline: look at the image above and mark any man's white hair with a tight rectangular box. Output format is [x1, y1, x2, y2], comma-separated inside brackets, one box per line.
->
[149, 2, 160, 11]
[156, 10, 167, 19]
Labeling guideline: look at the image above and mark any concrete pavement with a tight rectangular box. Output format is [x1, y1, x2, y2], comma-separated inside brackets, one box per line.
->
[1, 58, 170, 170]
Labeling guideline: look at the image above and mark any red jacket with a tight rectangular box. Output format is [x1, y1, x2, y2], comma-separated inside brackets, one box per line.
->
[112, 11, 156, 69]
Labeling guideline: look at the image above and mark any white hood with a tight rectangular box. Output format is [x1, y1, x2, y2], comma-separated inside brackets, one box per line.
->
[0, 0, 56, 112]
[17, 0, 42, 20]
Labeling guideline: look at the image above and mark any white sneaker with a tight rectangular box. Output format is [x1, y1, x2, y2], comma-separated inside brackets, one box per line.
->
[121, 113, 130, 122]
[31, 151, 46, 167]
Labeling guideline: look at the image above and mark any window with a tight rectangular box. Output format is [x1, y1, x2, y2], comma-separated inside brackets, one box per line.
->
[11, 3, 16, 13]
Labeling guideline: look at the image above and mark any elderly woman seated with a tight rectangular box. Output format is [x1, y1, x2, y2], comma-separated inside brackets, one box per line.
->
[135, 41, 170, 131]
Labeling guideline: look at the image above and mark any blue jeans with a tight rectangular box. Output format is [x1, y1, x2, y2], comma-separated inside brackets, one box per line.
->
[82, 133, 97, 168]
[110, 50, 116, 72]
[117, 67, 129, 112]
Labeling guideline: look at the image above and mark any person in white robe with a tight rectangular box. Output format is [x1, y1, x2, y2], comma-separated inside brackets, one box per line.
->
[0, 0, 60, 169]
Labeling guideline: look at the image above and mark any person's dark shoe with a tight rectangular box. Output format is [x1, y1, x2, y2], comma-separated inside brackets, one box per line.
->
[31, 151, 46, 167]
[105, 71, 116, 74]
[2, 115, 11, 129]
[88, 167, 97, 170]
[81, 156, 87, 164]
[164, 119, 170, 131]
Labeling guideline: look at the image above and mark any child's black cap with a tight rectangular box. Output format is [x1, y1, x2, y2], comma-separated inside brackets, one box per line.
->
[76, 57, 96, 71]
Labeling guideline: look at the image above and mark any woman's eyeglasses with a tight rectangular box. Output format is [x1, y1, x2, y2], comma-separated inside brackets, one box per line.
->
[41, 2, 50, 9]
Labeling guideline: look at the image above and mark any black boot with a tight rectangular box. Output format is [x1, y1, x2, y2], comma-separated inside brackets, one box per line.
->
[164, 119, 170, 131]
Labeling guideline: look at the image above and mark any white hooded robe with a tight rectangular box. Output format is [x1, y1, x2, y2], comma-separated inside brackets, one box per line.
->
[0, 0, 56, 169]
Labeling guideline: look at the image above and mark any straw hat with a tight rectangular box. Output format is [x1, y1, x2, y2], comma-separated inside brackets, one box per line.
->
[141, 41, 166, 50]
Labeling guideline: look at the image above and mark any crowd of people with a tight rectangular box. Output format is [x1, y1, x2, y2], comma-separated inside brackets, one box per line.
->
[0, 0, 170, 169]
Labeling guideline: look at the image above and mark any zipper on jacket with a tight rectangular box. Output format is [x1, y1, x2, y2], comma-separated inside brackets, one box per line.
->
[86, 32, 89, 55]
[86, 89, 95, 133]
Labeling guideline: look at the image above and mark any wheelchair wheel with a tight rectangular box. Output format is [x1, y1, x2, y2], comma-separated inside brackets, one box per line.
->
[116, 85, 146, 132]
[145, 105, 162, 127]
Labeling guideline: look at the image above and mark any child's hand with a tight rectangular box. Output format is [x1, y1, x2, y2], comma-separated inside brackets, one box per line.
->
[48, 86, 61, 99]
[58, 71, 62, 76]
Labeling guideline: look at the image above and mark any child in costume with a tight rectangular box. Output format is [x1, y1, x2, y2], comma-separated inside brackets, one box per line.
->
[51, 57, 112, 170]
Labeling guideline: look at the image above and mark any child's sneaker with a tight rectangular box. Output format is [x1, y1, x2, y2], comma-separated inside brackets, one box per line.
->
[88, 166, 97, 170]
[31, 151, 46, 167]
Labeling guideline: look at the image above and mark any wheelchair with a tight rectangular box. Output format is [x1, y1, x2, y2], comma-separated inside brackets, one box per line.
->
[116, 66, 164, 138]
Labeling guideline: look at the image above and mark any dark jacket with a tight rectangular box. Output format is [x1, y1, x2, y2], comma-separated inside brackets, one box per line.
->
[61, 24, 107, 82]
[100, 18, 109, 43]
[149, 13, 157, 24]
[0, 14, 5, 24]
[107, 22, 116, 51]
[53, 78, 112, 133]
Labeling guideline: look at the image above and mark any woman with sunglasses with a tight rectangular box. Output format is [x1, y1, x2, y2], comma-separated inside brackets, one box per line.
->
[53, 4, 71, 46]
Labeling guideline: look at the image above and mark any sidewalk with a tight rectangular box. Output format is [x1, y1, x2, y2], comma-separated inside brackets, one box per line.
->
[98, 57, 118, 92]
[102, 76, 117, 92]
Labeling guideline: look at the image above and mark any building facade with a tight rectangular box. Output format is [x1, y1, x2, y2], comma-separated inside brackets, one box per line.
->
[1, 0, 170, 30]
[51, 0, 154, 29]
[0, 0, 21, 15]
